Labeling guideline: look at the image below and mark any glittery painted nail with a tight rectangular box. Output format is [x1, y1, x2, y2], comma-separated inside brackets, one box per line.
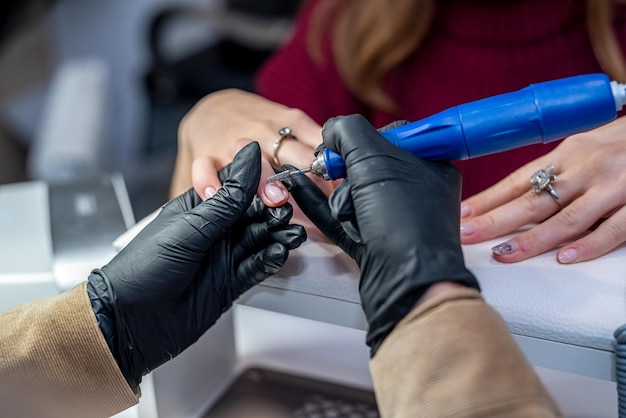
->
[491, 241, 517, 256]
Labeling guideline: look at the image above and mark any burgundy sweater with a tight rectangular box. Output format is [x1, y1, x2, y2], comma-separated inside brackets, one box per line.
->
[256, 0, 626, 198]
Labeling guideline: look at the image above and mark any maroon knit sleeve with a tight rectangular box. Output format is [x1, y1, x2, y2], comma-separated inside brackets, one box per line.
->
[255, 0, 363, 125]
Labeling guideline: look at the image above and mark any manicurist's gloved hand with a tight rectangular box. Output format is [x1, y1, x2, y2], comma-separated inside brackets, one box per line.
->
[87, 142, 306, 388]
[290, 115, 479, 356]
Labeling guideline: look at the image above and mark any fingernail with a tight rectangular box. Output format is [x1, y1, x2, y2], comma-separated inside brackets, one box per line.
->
[204, 187, 217, 200]
[460, 203, 471, 218]
[265, 183, 288, 204]
[491, 241, 518, 256]
[558, 248, 579, 264]
[460, 222, 476, 236]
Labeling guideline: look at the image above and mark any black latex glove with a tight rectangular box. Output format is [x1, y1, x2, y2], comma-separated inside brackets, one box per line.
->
[87, 142, 306, 387]
[289, 115, 479, 356]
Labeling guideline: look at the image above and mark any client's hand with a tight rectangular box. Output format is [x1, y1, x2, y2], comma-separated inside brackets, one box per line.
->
[290, 115, 479, 356]
[88, 142, 306, 387]
[460, 116, 626, 264]
[171, 89, 334, 206]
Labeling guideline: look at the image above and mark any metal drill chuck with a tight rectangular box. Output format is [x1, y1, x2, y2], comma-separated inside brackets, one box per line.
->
[310, 153, 330, 180]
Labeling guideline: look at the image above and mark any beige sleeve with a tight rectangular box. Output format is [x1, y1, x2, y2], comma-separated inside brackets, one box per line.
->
[0, 282, 138, 418]
[370, 287, 562, 418]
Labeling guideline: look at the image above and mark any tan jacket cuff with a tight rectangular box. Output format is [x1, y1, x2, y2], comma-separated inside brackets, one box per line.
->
[0, 282, 138, 417]
[370, 287, 561, 417]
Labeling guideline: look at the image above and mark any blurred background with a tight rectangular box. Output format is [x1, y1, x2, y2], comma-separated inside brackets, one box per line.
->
[0, 0, 300, 219]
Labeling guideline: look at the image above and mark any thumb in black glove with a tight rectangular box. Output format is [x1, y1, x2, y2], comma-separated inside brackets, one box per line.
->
[290, 115, 479, 357]
[87, 142, 306, 387]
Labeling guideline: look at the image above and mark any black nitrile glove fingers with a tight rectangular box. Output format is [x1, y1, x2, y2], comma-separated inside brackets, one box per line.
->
[229, 202, 306, 294]
[269, 226, 307, 249]
[235, 242, 290, 289]
[350, 157, 464, 256]
[320, 115, 479, 357]
[313, 143, 326, 157]
[328, 179, 362, 244]
[232, 222, 305, 259]
[329, 180, 354, 223]
[160, 141, 259, 230]
[265, 204, 294, 228]
[237, 196, 295, 231]
[304, 120, 407, 177]
[183, 141, 260, 240]
[226, 192, 306, 292]
[101, 143, 261, 303]
[231, 211, 306, 263]
[322, 115, 466, 252]
[224, 161, 300, 234]
[158, 186, 202, 218]
[287, 165, 361, 260]
[322, 115, 411, 181]
[263, 203, 307, 249]
[241, 195, 269, 222]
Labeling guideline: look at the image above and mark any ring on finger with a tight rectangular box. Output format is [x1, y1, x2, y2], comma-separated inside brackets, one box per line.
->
[530, 164, 560, 202]
[272, 127, 297, 168]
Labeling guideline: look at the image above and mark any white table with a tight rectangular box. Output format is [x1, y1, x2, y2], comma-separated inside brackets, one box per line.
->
[239, 236, 626, 382]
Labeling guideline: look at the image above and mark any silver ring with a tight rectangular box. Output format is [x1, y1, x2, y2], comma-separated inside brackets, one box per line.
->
[530, 164, 560, 201]
[272, 127, 297, 167]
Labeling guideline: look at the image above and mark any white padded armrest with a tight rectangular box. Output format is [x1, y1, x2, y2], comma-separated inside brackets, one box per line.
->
[119, 213, 626, 377]
[464, 236, 626, 352]
[256, 235, 626, 354]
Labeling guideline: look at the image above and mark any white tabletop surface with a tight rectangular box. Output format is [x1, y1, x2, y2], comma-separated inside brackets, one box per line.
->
[257, 235, 626, 353]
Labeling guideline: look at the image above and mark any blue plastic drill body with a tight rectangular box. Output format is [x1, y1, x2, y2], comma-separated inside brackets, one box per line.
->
[321, 73, 618, 181]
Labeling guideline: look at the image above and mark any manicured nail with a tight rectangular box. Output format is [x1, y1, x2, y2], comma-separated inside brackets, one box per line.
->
[204, 186, 217, 200]
[460, 203, 471, 218]
[460, 222, 476, 236]
[265, 183, 288, 204]
[491, 241, 518, 256]
[558, 248, 579, 264]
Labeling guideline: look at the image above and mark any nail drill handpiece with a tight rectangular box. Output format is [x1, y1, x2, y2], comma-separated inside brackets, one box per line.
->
[267, 73, 626, 183]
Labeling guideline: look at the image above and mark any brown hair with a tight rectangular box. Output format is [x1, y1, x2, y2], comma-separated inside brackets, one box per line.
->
[308, 0, 626, 112]
[587, 0, 626, 83]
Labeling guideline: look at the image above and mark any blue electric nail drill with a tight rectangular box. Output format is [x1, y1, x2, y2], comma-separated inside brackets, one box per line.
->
[267, 73, 626, 182]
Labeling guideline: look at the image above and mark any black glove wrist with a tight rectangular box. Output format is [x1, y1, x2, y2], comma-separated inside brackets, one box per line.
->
[86, 279, 116, 366]
[88, 270, 143, 387]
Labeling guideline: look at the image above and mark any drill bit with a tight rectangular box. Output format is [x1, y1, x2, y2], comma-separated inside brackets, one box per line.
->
[266, 153, 329, 182]
[266, 167, 311, 183]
